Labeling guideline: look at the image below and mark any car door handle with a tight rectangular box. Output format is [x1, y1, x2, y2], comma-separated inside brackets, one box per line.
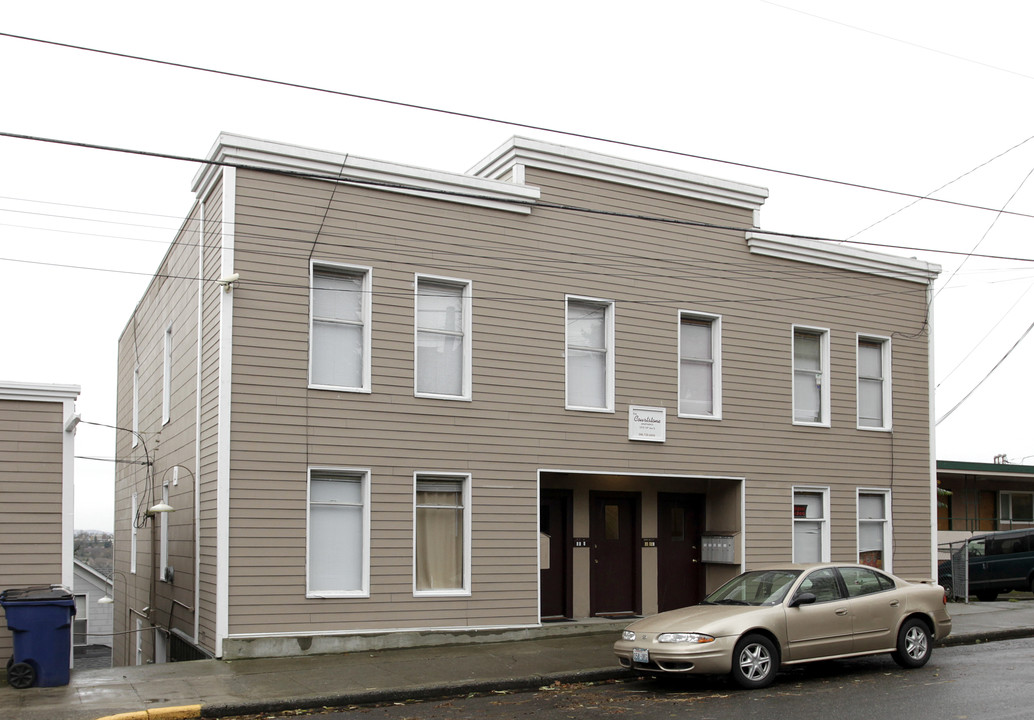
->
[835, 608, 848, 616]
[889, 600, 900, 607]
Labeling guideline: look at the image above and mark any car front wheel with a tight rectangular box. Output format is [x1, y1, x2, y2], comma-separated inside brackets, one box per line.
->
[891, 618, 932, 668]
[730, 634, 777, 689]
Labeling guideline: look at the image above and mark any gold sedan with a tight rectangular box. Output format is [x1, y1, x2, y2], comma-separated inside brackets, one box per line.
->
[614, 563, 952, 689]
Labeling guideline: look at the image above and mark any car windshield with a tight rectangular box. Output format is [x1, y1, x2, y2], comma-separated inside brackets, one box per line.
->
[702, 570, 801, 606]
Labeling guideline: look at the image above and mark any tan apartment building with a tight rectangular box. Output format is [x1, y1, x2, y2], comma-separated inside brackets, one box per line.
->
[113, 134, 941, 664]
[0, 381, 80, 663]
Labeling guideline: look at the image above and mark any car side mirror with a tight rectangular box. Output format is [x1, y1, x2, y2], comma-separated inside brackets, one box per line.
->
[789, 592, 817, 608]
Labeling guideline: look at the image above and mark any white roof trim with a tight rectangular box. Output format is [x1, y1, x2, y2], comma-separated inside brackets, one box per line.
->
[0, 381, 81, 402]
[192, 133, 540, 214]
[747, 232, 941, 284]
[470, 136, 769, 211]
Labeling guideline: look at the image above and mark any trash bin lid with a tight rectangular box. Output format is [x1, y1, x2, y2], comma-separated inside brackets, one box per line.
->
[0, 585, 74, 604]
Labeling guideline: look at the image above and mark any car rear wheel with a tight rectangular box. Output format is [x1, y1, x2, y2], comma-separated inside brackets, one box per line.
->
[975, 590, 998, 602]
[730, 634, 777, 689]
[892, 618, 932, 669]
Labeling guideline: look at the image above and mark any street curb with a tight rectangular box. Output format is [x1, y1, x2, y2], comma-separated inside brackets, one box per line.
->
[936, 628, 1034, 647]
[94, 705, 202, 720]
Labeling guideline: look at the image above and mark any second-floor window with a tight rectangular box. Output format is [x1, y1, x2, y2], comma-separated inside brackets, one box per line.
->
[416, 276, 471, 400]
[679, 312, 720, 418]
[566, 297, 614, 412]
[793, 326, 829, 426]
[858, 336, 891, 430]
[162, 325, 172, 425]
[310, 263, 371, 392]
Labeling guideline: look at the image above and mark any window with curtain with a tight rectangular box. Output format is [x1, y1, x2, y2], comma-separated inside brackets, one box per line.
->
[308, 471, 367, 596]
[858, 491, 890, 569]
[566, 298, 613, 411]
[858, 337, 890, 429]
[415, 477, 468, 593]
[793, 328, 828, 425]
[310, 264, 369, 390]
[793, 489, 828, 563]
[679, 314, 719, 417]
[416, 277, 470, 398]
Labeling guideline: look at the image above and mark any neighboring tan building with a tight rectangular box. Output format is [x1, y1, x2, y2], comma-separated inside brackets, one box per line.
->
[113, 134, 941, 664]
[0, 381, 80, 664]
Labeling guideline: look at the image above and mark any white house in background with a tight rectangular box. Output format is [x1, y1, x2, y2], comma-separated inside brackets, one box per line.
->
[73, 560, 114, 649]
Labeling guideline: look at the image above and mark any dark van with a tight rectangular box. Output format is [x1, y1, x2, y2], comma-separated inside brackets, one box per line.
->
[940, 528, 1034, 601]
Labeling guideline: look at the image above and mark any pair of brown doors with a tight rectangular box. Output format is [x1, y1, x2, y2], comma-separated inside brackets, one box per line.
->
[540, 491, 703, 619]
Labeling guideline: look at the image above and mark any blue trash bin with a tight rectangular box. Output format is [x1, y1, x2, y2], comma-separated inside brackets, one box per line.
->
[1, 585, 76, 688]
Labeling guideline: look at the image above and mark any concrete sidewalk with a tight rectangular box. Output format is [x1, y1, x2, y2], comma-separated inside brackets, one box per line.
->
[3, 599, 1034, 720]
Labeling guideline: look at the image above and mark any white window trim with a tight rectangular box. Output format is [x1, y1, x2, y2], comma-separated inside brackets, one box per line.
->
[857, 488, 892, 572]
[132, 366, 139, 447]
[308, 260, 373, 393]
[159, 482, 170, 580]
[413, 472, 472, 597]
[414, 273, 473, 401]
[678, 310, 722, 420]
[792, 486, 831, 563]
[162, 324, 172, 425]
[565, 295, 615, 413]
[306, 467, 371, 598]
[856, 334, 893, 431]
[130, 492, 138, 574]
[792, 325, 831, 427]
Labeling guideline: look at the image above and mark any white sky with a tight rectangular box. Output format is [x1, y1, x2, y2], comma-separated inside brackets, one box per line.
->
[2, 1, 1032, 531]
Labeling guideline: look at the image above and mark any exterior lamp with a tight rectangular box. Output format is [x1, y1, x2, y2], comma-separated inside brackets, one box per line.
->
[147, 502, 174, 515]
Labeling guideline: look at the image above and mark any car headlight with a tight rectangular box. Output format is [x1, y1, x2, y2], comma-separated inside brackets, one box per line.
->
[622, 630, 636, 641]
[657, 632, 716, 644]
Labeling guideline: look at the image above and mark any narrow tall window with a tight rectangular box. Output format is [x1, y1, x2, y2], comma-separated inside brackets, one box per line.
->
[130, 492, 138, 574]
[858, 490, 891, 570]
[566, 297, 614, 411]
[162, 326, 172, 425]
[679, 313, 720, 418]
[308, 470, 369, 596]
[858, 336, 891, 430]
[414, 475, 470, 594]
[310, 263, 371, 391]
[159, 482, 169, 579]
[793, 488, 829, 563]
[416, 276, 471, 399]
[131, 366, 139, 447]
[793, 327, 829, 425]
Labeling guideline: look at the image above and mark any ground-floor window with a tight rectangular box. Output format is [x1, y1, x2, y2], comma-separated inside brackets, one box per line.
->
[858, 489, 891, 570]
[414, 474, 470, 595]
[307, 468, 369, 597]
[792, 487, 829, 563]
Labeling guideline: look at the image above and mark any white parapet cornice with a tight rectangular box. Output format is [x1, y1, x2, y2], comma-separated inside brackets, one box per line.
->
[746, 232, 941, 284]
[0, 381, 81, 402]
[192, 133, 541, 214]
[470, 136, 770, 212]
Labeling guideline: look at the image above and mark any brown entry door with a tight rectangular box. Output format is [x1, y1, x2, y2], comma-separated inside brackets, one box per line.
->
[540, 491, 572, 619]
[657, 493, 705, 611]
[590, 493, 640, 616]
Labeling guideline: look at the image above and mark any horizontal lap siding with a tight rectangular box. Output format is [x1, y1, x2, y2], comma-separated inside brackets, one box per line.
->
[223, 164, 932, 635]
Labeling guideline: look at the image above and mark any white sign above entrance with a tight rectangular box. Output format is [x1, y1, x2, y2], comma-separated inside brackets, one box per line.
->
[628, 405, 666, 442]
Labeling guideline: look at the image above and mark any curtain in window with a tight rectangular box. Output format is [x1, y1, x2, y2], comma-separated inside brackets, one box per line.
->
[567, 301, 607, 408]
[680, 319, 713, 415]
[309, 476, 363, 592]
[416, 481, 463, 591]
[312, 270, 364, 387]
[417, 282, 464, 396]
[794, 332, 822, 422]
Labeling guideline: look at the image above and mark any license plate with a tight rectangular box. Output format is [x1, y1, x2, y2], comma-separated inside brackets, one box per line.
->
[633, 648, 649, 664]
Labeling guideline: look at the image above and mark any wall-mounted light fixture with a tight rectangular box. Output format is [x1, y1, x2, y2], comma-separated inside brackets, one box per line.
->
[216, 273, 240, 293]
[146, 502, 174, 516]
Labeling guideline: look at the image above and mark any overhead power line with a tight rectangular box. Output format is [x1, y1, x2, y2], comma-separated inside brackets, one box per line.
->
[2, 32, 1034, 223]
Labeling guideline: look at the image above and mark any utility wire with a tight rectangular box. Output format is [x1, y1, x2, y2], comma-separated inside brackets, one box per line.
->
[2, 33, 1034, 222]
[936, 316, 1034, 425]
